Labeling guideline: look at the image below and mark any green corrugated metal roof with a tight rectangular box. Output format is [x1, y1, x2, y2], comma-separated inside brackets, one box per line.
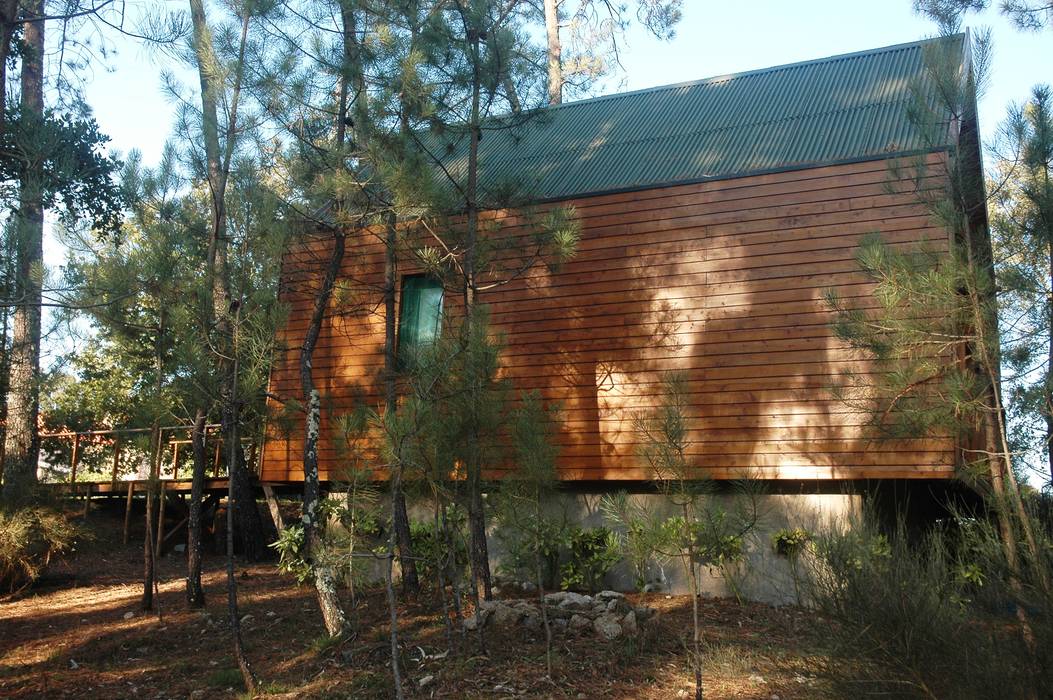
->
[428, 34, 966, 203]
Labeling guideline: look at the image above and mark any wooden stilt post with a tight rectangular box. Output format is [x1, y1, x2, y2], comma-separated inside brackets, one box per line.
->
[123, 481, 134, 546]
[212, 434, 221, 477]
[155, 480, 167, 556]
[83, 483, 92, 516]
[171, 442, 181, 481]
[111, 438, 122, 489]
[262, 484, 284, 532]
[69, 434, 80, 490]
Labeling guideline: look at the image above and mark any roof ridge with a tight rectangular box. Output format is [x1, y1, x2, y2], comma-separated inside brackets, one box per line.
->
[544, 33, 963, 114]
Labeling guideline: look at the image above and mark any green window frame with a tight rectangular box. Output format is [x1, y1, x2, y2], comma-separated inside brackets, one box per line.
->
[397, 275, 444, 365]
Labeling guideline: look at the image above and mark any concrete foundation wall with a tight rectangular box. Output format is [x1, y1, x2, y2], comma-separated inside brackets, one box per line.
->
[398, 485, 868, 606]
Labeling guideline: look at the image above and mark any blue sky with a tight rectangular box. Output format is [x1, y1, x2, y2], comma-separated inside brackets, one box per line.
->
[81, 1, 1049, 169]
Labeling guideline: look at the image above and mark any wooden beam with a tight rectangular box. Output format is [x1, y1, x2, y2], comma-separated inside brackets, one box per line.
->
[262, 484, 284, 531]
[171, 442, 181, 481]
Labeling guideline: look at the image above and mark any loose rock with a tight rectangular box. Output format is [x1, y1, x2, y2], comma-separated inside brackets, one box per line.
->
[569, 614, 592, 635]
[593, 613, 623, 641]
[621, 610, 638, 636]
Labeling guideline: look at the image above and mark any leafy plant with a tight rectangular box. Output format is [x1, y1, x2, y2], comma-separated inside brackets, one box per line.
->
[771, 528, 812, 558]
[560, 526, 621, 593]
[411, 516, 469, 586]
[269, 524, 311, 585]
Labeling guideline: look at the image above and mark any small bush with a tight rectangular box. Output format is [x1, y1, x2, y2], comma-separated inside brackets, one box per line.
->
[560, 526, 621, 593]
[0, 506, 78, 594]
[600, 492, 677, 591]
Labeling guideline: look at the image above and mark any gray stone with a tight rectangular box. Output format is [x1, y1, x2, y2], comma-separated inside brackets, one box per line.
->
[621, 610, 638, 636]
[463, 608, 491, 631]
[418, 675, 435, 688]
[568, 614, 592, 634]
[552, 618, 568, 634]
[546, 591, 593, 610]
[595, 590, 625, 601]
[491, 603, 522, 628]
[521, 581, 537, 593]
[593, 613, 623, 641]
[606, 597, 632, 615]
[122, 611, 135, 620]
[521, 611, 542, 632]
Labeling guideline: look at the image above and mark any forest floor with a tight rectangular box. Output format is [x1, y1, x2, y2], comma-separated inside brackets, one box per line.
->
[0, 505, 841, 699]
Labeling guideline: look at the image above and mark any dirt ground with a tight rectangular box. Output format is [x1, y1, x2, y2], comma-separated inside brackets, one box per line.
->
[0, 506, 838, 699]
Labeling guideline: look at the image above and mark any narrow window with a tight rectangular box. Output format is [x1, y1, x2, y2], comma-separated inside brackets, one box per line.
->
[397, 275, 444, 365]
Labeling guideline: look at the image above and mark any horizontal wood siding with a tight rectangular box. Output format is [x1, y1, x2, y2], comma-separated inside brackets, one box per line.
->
[262, 155, 956, 482]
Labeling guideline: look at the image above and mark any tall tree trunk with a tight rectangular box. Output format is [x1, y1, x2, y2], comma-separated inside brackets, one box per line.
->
[300, 232, 350, 639]
[1047, 229, 1053, 485]
[186, 410, 208, 607]
[463, 28, 493, 604]
[544, 0, 562, 105]
[0, 233, 12, 477]
[188, 0, 266, 560]
[1, 0, 44, 505]
[0, 0, 21, 130]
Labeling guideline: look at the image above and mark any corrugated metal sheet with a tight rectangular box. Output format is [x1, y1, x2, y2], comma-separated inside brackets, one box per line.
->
[425, 35, 965, 203]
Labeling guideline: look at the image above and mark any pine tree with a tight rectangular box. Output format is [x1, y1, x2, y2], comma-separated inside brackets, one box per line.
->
[988, 86, 1053, 486]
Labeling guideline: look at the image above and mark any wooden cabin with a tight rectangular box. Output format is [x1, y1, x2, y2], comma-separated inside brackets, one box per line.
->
[261, 35, 978, 490]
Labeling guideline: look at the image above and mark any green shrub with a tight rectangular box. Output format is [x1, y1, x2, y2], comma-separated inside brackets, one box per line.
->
[0, 506, 78, 594]
[495, 516, 570, 590]
[410, 516, 468, 586]
[806, 513, 1053, 698]
[560, 526, 621, 593]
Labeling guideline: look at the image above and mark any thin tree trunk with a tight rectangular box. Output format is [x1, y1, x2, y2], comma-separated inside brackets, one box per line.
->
[543, 0, 562, 105]
[384, 214, 419, 595]
[682, 503, 703, 700]
[186, 410, 207, 607]
[383, 545, 405, 700]
[1, 0, 44, 505]
[142, 432, 157, 611]
[300, 232, 349, 639]
[225, 304, 256, 693]
[433, 495, 454, 651]
[535, 493, 552, 678]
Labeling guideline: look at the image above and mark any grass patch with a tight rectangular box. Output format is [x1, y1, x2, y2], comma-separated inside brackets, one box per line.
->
[206, 667, 245, 690]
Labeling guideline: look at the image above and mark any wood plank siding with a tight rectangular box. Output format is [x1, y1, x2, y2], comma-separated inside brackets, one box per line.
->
[260, 154, 957, 482]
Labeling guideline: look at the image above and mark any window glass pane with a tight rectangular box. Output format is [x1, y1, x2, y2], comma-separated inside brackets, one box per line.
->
[397, 276, 444, 363]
